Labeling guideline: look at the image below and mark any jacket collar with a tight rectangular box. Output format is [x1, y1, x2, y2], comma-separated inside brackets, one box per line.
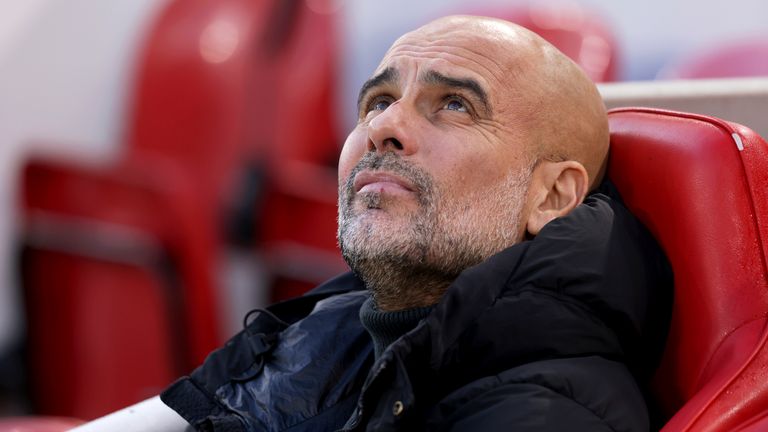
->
[372, 180, 672, 398]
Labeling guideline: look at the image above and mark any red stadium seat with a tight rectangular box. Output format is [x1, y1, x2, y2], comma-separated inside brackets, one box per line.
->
[246, 0, 348, 300]
[658, 38, 768, 79]
[16, 0, 347, 418]
[258, 160, 346, 301]
[20, 156, 220, 419]
[127, 0, 272, 208]
[127, 0, 344, 219]
[607, 108, 768, 431]
[128, 0, 346, 302]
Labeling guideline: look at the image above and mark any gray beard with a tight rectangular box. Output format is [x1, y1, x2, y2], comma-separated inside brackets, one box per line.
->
[338, 151, 532, 310]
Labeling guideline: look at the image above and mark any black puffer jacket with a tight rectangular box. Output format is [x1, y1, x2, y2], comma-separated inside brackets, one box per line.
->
[162, 182, 672, 431]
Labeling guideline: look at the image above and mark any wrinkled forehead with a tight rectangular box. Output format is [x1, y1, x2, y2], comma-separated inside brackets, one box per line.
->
[373, 18, 542, 98]
[386, 17, 529, 60]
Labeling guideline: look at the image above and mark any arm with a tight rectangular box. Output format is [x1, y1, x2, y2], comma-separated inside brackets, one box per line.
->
[441, 382, 616, 432]
[429, 357, 649, 432]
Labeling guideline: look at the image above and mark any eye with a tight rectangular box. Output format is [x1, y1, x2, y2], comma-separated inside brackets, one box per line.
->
[442, 98, 467, 113]
[364, 95, 393, 115]
[372, 100, 391, 112]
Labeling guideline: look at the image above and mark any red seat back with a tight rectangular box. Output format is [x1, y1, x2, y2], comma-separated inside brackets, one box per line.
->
[17, 0, 348, 418]
[607, 108, 768, 431]
[127, 0, 346, 301]
[127, 0, 343, 202]
[126, 0, 273, 207]
[21, 156, 220, 419]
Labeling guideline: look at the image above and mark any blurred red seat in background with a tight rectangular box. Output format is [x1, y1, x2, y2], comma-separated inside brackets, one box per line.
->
[127, 0, 346, 301]
[466, 3, 620, 82]
[608, 108, 768, 431]
[18, 0, 347, 419]
[126, 0, 271, 210]
[21, 156, 220, 419]
[658, 38, 768, 79]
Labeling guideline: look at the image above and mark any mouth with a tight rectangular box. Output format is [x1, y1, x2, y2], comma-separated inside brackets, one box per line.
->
[353, 170, 416, 195]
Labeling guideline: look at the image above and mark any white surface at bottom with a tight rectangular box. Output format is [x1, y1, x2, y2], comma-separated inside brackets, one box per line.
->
[70, 396, 190, 432]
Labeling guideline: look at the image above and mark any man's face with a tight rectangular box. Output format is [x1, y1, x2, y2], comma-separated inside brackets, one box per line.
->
[337, 20, 539, 301]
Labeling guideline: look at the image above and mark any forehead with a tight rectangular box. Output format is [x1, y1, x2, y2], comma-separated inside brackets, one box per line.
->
[370, 20, 542, 109]
[375, 25, 518, 90]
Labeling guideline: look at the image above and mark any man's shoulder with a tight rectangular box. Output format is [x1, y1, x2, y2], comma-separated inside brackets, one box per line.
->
[261, 272, 365, 325]
[162, 272, 372, 431]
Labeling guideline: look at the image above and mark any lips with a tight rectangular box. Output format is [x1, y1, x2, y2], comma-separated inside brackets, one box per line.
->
[353, 170, 416, 194]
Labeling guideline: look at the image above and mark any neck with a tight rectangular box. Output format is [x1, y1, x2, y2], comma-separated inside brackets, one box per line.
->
[361, 271, 455, 312]
[344, 254, 463, 312]
[359, 296, 435, 358]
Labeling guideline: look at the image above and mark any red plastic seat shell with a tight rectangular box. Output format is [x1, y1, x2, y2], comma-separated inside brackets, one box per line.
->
[607, 108, 768, 431]
[21, 156, 221, 419]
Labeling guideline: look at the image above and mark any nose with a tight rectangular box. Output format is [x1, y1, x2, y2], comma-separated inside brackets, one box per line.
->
[366, 101, 417, 155]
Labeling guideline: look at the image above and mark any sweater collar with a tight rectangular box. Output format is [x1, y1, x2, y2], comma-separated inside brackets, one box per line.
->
[359, 296, 435, 359]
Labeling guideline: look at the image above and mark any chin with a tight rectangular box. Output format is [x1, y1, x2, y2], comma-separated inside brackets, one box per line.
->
[340, 219, 421, 256]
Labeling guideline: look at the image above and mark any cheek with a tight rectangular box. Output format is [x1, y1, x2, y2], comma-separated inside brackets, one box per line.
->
[440, 151, 493, 189]
[338, 128, 367, 184]
[437, 152, 520, 202]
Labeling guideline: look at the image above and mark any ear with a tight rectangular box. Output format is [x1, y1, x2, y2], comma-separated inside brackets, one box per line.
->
[525, 160, 589, 236]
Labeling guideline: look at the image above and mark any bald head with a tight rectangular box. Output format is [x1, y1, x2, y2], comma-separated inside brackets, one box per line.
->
[339, 15, 611, 309]
[386, 15, 609, 188]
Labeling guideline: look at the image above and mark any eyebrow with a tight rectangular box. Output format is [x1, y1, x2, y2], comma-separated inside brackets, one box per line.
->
[356, 67, 492, 116]
[357, 67, 399, 109]
[422, 70, 492, 116]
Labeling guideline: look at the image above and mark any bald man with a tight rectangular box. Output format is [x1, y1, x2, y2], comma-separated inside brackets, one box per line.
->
[337, 16, 610, 314]
[83, 15, 670, 432]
